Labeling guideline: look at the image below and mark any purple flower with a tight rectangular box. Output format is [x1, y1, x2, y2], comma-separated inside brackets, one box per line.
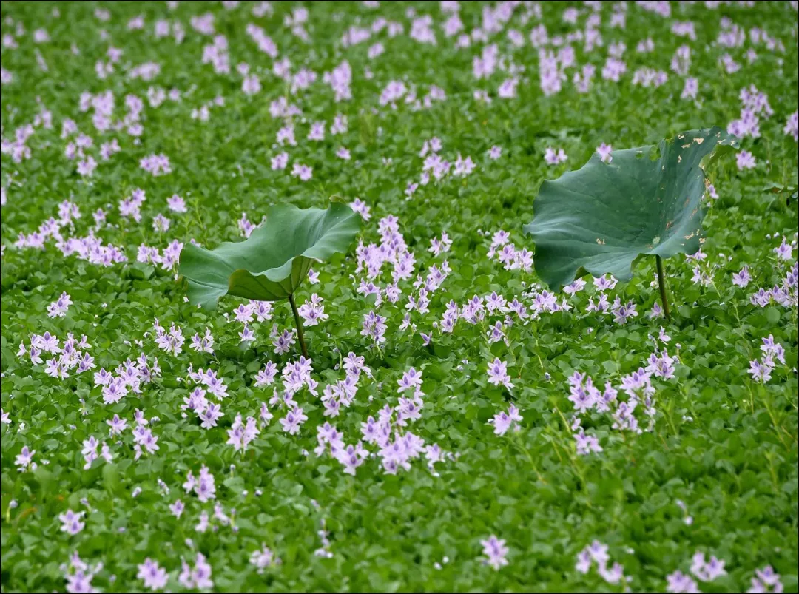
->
[690, 551, 727, 581]
[732, 265, 751, 288]
[15, 445, 36, 470]
[170, 499, 184, 518]
[747, 358, 774, 383]
[752, 566, 782, 592]
[488, 404, 522, 435]
[179, 552, 213, 590]
[774, 239, 793, 261]
[611, 298, 638, 324]
[480, 535, 509, 570]
[58, 509, 86, 535]
[544, 147, 567, 164]
[487, 358, 513, 389]
[137, 558, 168, 591]
[199, 403, 223, 429]
[575, 431, 602, 455]
[280, 407, 308, 435]
[167, 194, 187, 213]
[291, 162, 313, 181]
[397, 367, 423, 393]
[761, 335, 786, 365]
[667, 570, 699, 593]
[250, 544, 280, 573]
[597, 143, 613, 163]
[361, 311, 387, 345]
[736, 150, 756, 170]
[784, 111, 798, 141]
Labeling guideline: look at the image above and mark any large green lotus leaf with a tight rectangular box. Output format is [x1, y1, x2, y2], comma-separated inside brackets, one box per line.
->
[179, 202, 360, 308]
[523, 127, 738, 290]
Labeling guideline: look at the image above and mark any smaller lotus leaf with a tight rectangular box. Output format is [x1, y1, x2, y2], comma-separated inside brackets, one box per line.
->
[179, 202, 360, 309]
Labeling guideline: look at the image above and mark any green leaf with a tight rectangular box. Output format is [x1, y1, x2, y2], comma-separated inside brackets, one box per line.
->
[103, 464, 121, 493]
[523, 127, 738, 290]
[765, 307, 781, 324]
[178, 203, 360, 308]
[34, 466, 53, 498]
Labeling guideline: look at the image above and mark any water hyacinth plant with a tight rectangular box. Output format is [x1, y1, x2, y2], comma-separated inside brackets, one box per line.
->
[179, 202, 360, 357]
[524, 128, 738, 319]
[0, 2, 797, 593]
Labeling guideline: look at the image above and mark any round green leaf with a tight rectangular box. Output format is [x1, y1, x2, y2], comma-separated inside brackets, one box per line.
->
[178, 202, 360, 308]
[523, 127, 738, 290]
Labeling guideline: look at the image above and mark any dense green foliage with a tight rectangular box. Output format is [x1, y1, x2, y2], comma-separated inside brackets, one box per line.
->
[1, 1, 797, 593]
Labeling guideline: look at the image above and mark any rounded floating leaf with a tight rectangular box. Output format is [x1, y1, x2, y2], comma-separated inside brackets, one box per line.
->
[523, 127, 738, 290]
[179, 202, 360, 308]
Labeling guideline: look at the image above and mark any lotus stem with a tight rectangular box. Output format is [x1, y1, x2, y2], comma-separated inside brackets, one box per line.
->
[655, 254, 671, 321]
[288, 294, 309, 359]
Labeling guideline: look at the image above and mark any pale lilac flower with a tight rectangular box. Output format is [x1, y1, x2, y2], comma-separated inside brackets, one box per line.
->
[545, 147, 567, 165]
[691, 551, 727, 581]
[15, 446, 35, 470]
[667, 570, 699, 593]
[252, 301, 273, 322]
[280, 407, 308, 435]
[784, 111, 798, 141]
[58, 509, 86, 535]
[350, 199, 371, 220]
[748, 566, 783, 593]
[611, 298, 638, 324]
[82, 436, 100, 469]
[242, 74, 260, 95]
[480, 535, 509, 570]
[140, 154, 171, 176]
[138, 558, 168, 591]
[47, 292, 73, 318]
[454, 154, 475, 176]
[255, 362, 278, 386]
[774, 239, 793, 261]
[272, 329, 296, 355]
[575, 431, 602, 455]
[107, 414, 127, 435]
[167, 194, 187, 213]
[681, 77, 699, 100]
[596, 143, 613, 163]
[152, 214, 170, 232]
[199, 403, 223, 428]
[179, 552, 213, 590]
[761, 335, 786, 365]
[271, 152, 289, 170]
[747, 358, 773, 383]
[361, 311, 387, 345]
[488, 404, 522, 435]
[736, 150, 756, 170]
[291, 162, 312, 180]
[250, 544, 280, 573]
[170, 499, 184, 518]
[487, 358, 513, 389]
[732, 266, 751, 288]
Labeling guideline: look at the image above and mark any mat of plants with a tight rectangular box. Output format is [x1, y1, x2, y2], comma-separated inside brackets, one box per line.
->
[0, 1, 797, 593]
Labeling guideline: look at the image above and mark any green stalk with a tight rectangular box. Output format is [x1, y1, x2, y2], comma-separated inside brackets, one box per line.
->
[655, 255, 671, 321]
[288, 294, 308, 359]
